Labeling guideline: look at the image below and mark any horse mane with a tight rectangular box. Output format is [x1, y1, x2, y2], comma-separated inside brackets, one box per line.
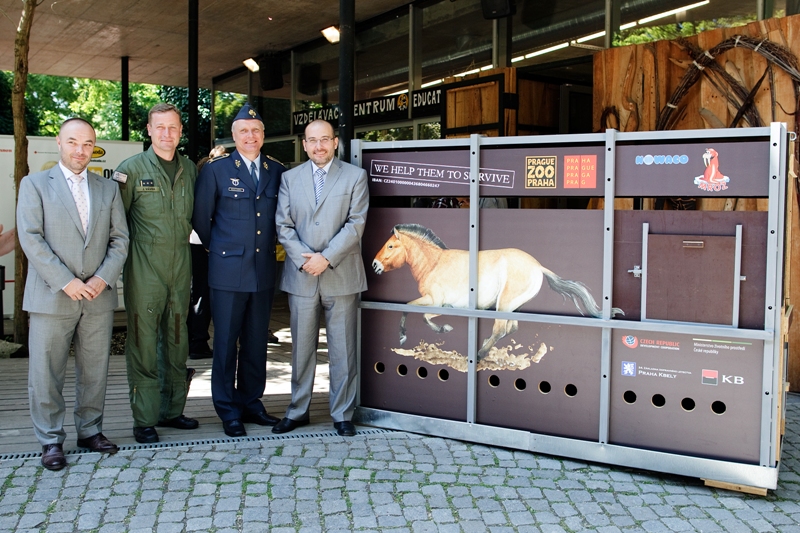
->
[393, 224, 448, 249]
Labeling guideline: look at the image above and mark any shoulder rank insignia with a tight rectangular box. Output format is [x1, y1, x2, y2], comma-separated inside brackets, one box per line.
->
[208, 152, 230, 163]
[266, 154, 285, 167]
[234, 159, 241, 168]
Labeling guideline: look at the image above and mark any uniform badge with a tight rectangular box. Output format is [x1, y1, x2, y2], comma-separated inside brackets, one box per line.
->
[263, 161, 269, 171]
[112, 171, 128, 183]
[249, 108, 257, 118]
[235, 159, 241, 168]
[141, 179, 154, 187]
[230, 177, 240, 186]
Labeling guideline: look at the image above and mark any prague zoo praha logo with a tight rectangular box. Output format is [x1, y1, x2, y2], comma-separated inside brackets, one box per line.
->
[525, 156, 557, 188]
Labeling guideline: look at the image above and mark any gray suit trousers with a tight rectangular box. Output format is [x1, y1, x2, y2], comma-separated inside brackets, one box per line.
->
[28, 306, 114, 445]
[285, 291, 358, 423]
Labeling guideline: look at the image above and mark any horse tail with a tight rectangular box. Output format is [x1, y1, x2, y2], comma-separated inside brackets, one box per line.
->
[542, 268, 623, 318]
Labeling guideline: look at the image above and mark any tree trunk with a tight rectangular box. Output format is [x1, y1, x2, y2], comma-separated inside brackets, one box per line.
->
[12, 1, 40, 345]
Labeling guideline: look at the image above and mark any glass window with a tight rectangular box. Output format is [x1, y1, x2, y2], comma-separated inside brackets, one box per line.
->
[421, 0, 493, 85]
[355, 10, 409, 100]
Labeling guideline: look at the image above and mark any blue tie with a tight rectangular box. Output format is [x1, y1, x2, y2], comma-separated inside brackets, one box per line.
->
[314, 167, 326, 204]
[250, 162, 258, 185]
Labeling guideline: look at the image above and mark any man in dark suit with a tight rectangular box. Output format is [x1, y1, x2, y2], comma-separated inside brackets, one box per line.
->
[272, 119, 369, 437]
[17, 118, 129, 469]
[192, 103, 285, 437]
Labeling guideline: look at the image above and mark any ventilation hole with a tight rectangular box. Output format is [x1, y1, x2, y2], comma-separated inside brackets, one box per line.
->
[488, 374, 500, 388]
[539, 381, 551, 394]
[623, 390, 637, 404]
[711, 401, 727, 415]
[438, 369, 449, 381]
[652, 394, 666, 408]
[397, 364, 407, 376]
[374, 362, 385, 374]
[514, 378, 526, 391]
[417, 367, 428, 379]
[564, 384, 577, 397]
[681, 397, 695, 411]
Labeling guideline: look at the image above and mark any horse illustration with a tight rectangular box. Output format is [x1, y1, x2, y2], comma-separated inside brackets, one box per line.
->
[372, 223, 622, 360]
[694, 148, 729, 191]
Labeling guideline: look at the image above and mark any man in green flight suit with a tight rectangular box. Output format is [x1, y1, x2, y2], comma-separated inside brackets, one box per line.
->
[114, 103, 200, 443]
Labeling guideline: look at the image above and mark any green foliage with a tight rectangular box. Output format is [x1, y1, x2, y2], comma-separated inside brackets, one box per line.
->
[613, 15, 756, 47]
[0, 71, 38, 135]
[214, 91, 248, 139]
[158, 85, 213, 160]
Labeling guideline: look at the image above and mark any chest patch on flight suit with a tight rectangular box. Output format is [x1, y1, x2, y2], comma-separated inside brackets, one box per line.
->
[136, 178, 159, 192]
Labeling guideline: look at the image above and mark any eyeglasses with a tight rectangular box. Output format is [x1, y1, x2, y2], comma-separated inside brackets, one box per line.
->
[305, 137, 334, 146]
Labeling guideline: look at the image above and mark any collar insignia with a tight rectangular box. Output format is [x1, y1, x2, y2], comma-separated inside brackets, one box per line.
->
[235, 159, 241, 168]
[263, 161, 269, 170]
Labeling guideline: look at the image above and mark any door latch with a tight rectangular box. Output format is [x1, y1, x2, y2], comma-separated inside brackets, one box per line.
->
[628, 265, 642, 278]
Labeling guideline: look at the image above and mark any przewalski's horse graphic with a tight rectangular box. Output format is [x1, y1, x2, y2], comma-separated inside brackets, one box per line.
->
[372, 223, 623, 360]
[694, 148, 730, 191]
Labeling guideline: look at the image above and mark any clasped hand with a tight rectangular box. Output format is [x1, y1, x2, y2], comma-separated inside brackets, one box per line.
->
[301, 252, 329, 276]
[63, 276, 107, 301]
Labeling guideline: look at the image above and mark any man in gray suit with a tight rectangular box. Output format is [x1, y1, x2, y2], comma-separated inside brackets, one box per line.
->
[17, 118, 129, 470]
[272, 119, 369, 437]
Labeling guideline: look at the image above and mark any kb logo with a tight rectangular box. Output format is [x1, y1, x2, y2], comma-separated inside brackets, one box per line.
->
[722, 375, 744, 385]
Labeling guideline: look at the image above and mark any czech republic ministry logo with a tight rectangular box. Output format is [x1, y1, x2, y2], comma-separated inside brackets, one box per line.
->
[694, 148, 730, 191]
[622, 335, 638, 349]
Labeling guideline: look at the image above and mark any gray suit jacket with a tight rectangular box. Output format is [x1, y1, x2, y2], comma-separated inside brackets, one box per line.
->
[276, 158, 369, 297]
[17, 166, 129, 314]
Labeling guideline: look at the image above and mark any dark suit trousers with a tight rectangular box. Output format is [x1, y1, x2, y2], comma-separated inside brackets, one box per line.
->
[209, 287, 274, 422]
[187, 243, 211, 350]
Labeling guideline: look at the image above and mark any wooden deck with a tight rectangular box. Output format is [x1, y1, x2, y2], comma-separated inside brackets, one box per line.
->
[0, 292, 340, 457]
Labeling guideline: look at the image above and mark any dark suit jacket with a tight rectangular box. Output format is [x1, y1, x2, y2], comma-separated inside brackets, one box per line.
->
[193, 150, 285, 292]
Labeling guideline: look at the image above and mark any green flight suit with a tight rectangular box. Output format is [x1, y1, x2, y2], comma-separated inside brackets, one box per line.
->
[116, 146, 196, 428]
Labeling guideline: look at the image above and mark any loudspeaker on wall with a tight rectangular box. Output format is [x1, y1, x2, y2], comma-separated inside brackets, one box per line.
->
[481, 0, 516, 19]
[258, 55, 284, 91]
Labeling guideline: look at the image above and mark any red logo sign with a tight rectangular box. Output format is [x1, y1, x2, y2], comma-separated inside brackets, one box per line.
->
[564, 155, 596, 189]
[622, 335, 638, 349]
[693, 148, 730, 192]
[702, 369, 719, 385]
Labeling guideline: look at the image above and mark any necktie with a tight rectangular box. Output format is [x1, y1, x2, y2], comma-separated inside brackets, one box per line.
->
[250, 162, 258, 185]
[314, 167, 326, 205]
[69, 174, 89, 234]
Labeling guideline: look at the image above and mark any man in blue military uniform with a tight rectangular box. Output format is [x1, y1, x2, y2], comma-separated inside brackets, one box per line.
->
[192, 103, 285, 437]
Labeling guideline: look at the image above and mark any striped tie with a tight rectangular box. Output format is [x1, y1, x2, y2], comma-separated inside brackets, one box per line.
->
[69, 174, 89, 234]
[314, 167, 326, 204]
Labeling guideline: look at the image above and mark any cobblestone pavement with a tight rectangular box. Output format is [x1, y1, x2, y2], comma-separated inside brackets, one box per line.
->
[2, 405, 800, 533]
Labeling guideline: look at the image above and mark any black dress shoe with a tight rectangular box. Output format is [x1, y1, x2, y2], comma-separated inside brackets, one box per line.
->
[133, 426, 159, 443]
[157, 414, 199, 430]
[267, 330, 279, 343]
[77, 432, 119, 454]
[41, 444, 66, 471]
[242, 411, 280, 426]
[223, 419, 246, 437]
[189, 345, 213, 360]
[271, 417, 309, 434]
[334, 421, 356, 437]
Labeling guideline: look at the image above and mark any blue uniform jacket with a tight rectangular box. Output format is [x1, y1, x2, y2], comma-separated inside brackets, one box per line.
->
[192, 150, 285, 292]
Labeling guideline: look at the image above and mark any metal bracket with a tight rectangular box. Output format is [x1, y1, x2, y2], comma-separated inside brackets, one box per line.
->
[628, 265, 642, 278]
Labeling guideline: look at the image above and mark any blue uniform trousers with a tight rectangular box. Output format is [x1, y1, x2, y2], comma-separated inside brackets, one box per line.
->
[209, 287, 274, 422]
